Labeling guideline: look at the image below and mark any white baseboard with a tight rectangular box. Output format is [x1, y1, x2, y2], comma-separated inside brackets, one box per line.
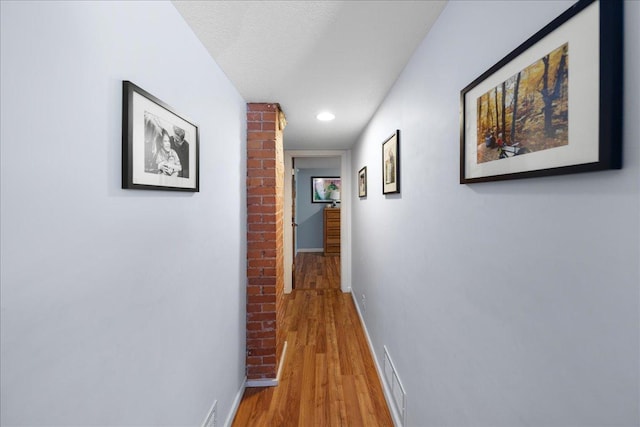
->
[223, 377, 246, 427]
[296, 248, 323, 253]
[245, 341, 288, 388]
[350, 292, 403, 427]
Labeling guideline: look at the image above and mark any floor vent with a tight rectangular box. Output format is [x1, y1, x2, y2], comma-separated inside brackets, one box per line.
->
[202, 399, 217, 427]
[383, 346, 407, 426]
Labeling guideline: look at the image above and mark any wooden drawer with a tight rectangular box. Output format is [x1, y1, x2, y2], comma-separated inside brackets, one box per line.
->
[327, 228, 340, 237]
[326, 219, 340, 229]
[325, 210, 340, 220]
[324, 207, 341, 256]
[325, 244, 340, 255]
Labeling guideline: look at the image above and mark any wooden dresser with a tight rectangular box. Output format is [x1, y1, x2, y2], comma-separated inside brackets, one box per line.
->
[323, 207, 340, 256]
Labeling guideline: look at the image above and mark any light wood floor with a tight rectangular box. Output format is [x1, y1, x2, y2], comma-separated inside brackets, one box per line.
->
[232, 253, 393, 426]
[294, 252, 340, 290]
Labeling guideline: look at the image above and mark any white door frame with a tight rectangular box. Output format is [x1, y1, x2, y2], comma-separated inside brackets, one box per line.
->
[284, 150, 351, 294]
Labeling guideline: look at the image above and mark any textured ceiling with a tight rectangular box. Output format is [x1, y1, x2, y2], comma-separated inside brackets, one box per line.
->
[172, 1, 447, 149]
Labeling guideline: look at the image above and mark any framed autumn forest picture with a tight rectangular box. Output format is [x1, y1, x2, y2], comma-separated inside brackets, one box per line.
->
[460, 0, 622, 183]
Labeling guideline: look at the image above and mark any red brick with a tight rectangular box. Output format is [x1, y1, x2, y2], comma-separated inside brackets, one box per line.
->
[248, 330, 275, 339]
[248, 258, 276, 268]
[262, 356, 276, 365]
[263, 320, 276, 329]
[247, 159, 263, 169]
[245, 103, 286, 381]
[247, 149, 275, 158]
[247, 303, 263, 313]
[247, 232, 265, 242]
[246, 178, 264, 188]
[247, 195, 262, 206]
[247, 322, 263, 331]
[262, 140, 276, 150]
[247, 112, 262, 122]
[262, 338, 276, 348]
[248, 121, 262, 131]
[248, 347, 276, 356]
[248, 223, 276, 233]
[261, 178, 276, 187]
[248, 132, 276, 141]
[247, 168, 275, 178]
[247, 140, 263, 150]
[247, 250, 264, 260]
[262, 159, 276, 168]
[246, 338, 262, 349]
[248, 294, 275, 304]
[247, 356, 262, 365]
[247, 103, 277, 112]
[261, 196, 276, 205]
[247, 312, 276, 322]
[247, 187, 276, 197]
[262, 303, 276, 312]
[261, 215, 276, 224]
[262, 268, 276, 277]
[247, 286, 262, 296]
[247, 205, 276, 215]
[248, 364, 276, 374]
[247, 241, 275, 250]
[260, 285, 276, 295]
[248, 277, 276, 286]
[262, 121, 276, 131]
[247, 268, 262, 278]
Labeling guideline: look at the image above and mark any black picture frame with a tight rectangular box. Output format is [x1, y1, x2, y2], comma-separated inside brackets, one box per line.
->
[311, 176, 341, 203]
[460, 0, 622, 184]
[382, 130, 400, 194]
[358, 166, 367, 198]
[122, 81, 200, 191]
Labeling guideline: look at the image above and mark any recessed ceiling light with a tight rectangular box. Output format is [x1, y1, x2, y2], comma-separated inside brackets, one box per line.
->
[316, 112, 335, 122]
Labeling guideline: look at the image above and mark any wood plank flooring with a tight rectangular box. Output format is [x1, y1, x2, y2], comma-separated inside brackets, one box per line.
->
[233, 253, 392, 426]
[294, 252, 340, 290]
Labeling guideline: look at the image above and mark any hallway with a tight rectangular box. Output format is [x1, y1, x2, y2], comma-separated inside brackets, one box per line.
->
[233, 254, 393, 426]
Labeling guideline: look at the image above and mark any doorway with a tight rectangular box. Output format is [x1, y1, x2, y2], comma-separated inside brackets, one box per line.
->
[293, 157, 341, 290]
[283, 150, 351, 294]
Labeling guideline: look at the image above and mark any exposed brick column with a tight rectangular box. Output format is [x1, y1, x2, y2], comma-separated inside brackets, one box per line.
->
[246, 103, 286, 381]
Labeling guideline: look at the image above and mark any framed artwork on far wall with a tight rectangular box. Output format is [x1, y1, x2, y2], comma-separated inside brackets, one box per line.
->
[460, 0, 622, 184]
[122, 80, 200, 191]
[382, 130, 400, 194]
[311, 176, 341, 203]
[358, 166, 367, 198]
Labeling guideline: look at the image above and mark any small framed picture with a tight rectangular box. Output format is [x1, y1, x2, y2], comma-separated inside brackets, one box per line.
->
[358, 166, 367, 198]
[122, 81, 199, 191]
[311, 177, 341, 203]
[382, 130, 400, 194]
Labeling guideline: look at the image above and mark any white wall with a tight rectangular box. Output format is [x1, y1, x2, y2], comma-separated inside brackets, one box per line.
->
[0, 1, 246, 426]
[351, 1, 639, 426]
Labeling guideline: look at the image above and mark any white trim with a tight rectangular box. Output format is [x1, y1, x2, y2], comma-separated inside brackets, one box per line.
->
[222, 377, 246, 427]
[350, 292, 402, 427]
[296, 248, 323, 253]
[245, 378, 278, 387]
[245, 340, 288, 387]
[284, 150, 352, 294]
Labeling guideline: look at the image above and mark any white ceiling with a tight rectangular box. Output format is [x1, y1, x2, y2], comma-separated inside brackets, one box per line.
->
[172, 1, 447, 150]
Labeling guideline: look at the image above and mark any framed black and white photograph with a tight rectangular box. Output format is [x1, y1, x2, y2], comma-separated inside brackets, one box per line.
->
[460, 0, 622, 184]
[358, 166, 367, 198]
[382, 130, 400, 194]
[311, 176, 341, 203]
[122, 81, 199, 191]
